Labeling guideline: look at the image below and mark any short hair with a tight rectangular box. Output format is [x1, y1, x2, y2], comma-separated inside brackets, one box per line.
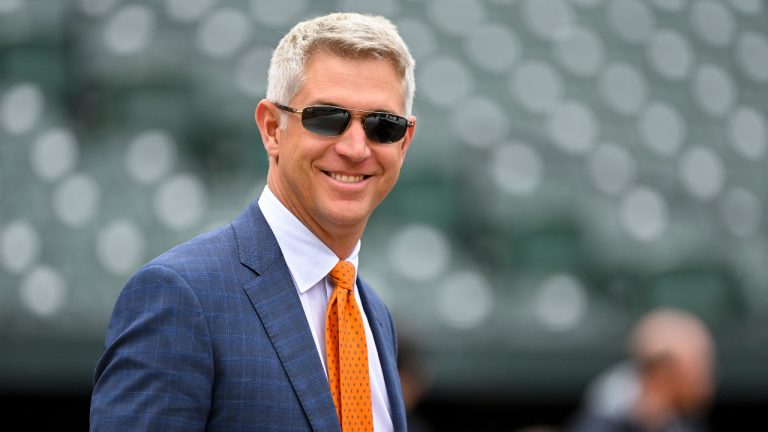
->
[266, 13, 416, 119]
[628, 308, 713, 372]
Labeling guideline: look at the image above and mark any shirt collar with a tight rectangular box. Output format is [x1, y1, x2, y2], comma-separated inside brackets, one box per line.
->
[258, 185, 360, 293]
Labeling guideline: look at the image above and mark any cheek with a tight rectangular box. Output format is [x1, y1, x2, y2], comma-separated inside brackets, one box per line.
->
[281, 138, 320, 170]
[680, 368, 711, 403]
[380, 148, 405, 175]
[376, 158, 402, 196]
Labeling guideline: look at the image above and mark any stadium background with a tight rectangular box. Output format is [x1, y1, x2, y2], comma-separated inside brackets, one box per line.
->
[0, 0, 766, 429]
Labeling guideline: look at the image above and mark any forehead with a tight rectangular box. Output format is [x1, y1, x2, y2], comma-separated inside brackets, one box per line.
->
[295, 51, 405, 112]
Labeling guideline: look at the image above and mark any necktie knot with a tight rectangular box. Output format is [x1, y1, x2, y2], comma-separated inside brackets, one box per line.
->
[330, 260, 355, 291]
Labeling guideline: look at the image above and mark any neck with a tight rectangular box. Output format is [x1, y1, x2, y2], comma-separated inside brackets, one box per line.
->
[316, 225, 363, 260]
[267, 175, 365, 260]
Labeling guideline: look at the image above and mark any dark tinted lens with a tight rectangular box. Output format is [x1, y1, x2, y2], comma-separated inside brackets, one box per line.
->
[301, 106, 350, 136]
[364, 113, 408, 143]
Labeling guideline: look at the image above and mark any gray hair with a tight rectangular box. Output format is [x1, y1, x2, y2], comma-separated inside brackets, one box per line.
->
[266, 13, 416, 119]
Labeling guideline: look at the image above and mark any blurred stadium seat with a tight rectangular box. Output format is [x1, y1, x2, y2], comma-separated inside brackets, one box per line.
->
[1, 0, 766, 428]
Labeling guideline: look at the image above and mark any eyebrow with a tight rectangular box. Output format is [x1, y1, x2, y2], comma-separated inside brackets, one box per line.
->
[308, 100, 400, 115]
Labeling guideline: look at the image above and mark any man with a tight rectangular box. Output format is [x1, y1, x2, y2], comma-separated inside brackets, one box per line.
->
[567, 308, 715, 432]
[90, 12, 416, 432]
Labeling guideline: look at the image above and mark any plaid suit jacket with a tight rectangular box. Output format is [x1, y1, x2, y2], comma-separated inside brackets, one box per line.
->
[90, 200, 407, 431]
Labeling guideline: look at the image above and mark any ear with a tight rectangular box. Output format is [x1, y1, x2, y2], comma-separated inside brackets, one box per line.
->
[255, 99, 281, 159]
[398, 115, 416, 166]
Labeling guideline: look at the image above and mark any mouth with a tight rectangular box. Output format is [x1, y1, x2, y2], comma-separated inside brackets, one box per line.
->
[324, 171, 369, 184]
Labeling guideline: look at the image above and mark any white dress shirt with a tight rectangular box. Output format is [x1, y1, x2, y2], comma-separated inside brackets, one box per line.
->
[258, 186, 393, 432]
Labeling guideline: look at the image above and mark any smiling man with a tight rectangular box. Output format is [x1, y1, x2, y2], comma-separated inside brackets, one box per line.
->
[91, 13, 416, 432]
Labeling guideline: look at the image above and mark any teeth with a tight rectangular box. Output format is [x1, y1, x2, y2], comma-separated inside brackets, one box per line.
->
[330, 173, 364, 183]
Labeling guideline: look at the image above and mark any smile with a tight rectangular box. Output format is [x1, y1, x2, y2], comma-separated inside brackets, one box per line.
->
[325, 171, 368, 183]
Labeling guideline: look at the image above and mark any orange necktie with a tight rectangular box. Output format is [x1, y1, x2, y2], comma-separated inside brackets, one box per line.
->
[325, 260, 373, 431]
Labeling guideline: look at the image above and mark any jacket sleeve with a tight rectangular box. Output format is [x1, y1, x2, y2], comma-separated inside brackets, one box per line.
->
[90, 264, 214, 431]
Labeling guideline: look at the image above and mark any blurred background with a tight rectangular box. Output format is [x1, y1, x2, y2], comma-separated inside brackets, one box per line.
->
[1, 0, 766, 429]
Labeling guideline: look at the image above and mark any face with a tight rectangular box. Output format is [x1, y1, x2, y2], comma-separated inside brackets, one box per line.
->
[672, 343, 714, 413]
[256, 51, 415, 252]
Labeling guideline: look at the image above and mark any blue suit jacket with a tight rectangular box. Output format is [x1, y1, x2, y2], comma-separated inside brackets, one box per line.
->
[90, 201, 407, 431]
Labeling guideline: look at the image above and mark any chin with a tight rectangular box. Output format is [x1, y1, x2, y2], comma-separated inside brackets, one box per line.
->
[327, 211, 367, 227]
[328, 195, 375, 213]
[320, 204, 371, 227]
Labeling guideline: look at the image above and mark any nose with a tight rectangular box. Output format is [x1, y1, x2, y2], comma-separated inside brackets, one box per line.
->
[335, 116, 371, 161]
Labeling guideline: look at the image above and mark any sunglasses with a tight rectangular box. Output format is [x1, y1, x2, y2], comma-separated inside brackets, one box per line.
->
[273, 102, 413, 144]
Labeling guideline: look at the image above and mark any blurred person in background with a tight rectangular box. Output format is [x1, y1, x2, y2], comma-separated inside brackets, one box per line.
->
[514, 427, 560, 432]
[396, 331, 434, 432]
[90, 12, 417, 431]
[567, 308, 715, 432]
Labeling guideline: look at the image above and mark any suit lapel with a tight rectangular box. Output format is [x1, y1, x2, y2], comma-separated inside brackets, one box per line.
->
[233, 203, 340, 432]
[358, 279, 408, 432]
